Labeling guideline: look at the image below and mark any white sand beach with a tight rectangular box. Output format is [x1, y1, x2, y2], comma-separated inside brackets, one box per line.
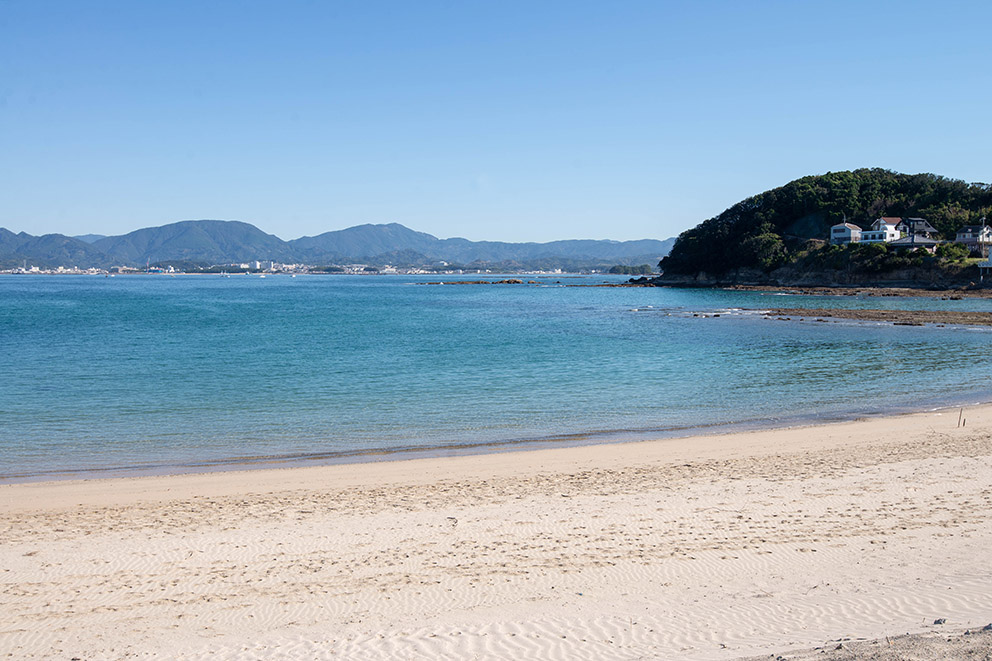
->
[2, 406, 992, 659]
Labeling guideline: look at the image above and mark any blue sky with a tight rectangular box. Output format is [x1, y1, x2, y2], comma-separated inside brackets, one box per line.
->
[2, 0, 990, 242]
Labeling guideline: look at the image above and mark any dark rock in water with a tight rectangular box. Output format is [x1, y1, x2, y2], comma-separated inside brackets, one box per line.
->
[765, 307, 992, 326]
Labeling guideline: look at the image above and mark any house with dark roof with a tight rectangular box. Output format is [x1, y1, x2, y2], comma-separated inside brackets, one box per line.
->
[889, 234, 939, 252]
[883, 216, 940, 253]
[955, 222, 992, 257]
[895, 218, 939, 238]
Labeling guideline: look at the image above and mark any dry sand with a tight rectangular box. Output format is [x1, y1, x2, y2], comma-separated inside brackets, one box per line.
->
[3, 406, 992, 660]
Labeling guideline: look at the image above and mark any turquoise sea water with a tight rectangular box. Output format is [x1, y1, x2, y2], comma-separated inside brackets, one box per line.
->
[2, 274, 992, 481]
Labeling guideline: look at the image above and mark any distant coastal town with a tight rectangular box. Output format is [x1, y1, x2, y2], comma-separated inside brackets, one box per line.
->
[0, 261, 578, 276]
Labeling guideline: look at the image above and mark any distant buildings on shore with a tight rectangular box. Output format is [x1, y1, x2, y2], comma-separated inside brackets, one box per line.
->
[0, 262, 576, 276]
[7, 265, 107, 275]
[829, 216, 990, 256]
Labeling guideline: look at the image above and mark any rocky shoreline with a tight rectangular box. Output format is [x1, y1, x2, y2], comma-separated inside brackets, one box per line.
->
[725, 284, 992, 298]
[762, 307, 992, 326]
[625, 277, 992, 298]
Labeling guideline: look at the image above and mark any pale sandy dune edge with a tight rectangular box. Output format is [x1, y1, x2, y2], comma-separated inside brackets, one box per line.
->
[2, 406, 992, 660]
[738, 627, 992, 660]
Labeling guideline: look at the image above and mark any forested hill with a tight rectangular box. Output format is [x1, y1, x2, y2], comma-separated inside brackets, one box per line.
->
[0, 220, 674, 270]
[660, 169, 992, 275]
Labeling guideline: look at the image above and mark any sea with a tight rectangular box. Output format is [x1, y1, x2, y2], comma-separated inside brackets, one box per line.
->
[3, 273, 992, 482]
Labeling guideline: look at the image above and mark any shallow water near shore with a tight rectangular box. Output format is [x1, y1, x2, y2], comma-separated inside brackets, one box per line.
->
[2, 274, 992, 481]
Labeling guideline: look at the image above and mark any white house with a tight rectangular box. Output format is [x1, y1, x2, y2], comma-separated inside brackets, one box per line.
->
[829, 222, 862, 245]
[860, 217, 902, 244]
[955, 224, 992, 256]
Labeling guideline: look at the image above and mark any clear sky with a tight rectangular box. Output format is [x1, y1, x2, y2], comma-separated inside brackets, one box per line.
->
[2, 0, 990, 242]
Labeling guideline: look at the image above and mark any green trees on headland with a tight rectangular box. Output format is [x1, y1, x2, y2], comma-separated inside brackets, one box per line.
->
[660, 169, 992, 275]
[608, 264, 653, 275]
[786, 242, 959, 274]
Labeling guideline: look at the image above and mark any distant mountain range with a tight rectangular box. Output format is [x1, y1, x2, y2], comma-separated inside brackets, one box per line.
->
[0, 220, 675, 270]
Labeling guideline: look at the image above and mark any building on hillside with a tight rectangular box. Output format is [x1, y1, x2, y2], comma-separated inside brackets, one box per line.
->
[977, 256, 992, 282]
[829, 222, 862, 245]
[895, 217, 939, 238]
[955, 222, 992, 257]
[860, 217, 902, 244]
[889, 234, 939, 253]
